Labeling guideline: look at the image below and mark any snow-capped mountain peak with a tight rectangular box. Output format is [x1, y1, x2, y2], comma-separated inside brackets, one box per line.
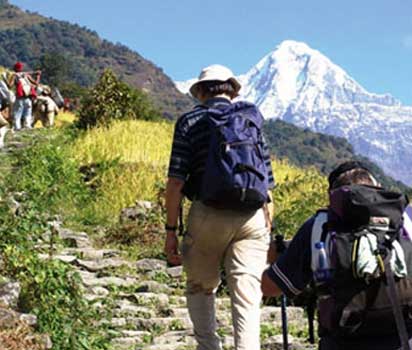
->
[175, 40, 412, 184]
[240, 40, 399, 119]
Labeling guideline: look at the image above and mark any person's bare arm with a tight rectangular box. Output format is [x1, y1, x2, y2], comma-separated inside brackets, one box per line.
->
[263, 190, 274, 231]
[267, 191, 274, 221]
[261, 269, 283, 297]
[164, 177, 184, 265]
[26, 71, 41, 85]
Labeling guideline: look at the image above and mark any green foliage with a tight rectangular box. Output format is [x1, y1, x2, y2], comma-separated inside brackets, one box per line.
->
[13, 130, 90, 218]
[103, 204, 165, 259]
[260, 323, 310, 343]
[0, 202, 111, 350]
[273, 165, 328, 239]
[35, 51, 70, 88]
[60, 81, 88, 101]
[77, 70, 162, 129]
[0, 129, 111, 349]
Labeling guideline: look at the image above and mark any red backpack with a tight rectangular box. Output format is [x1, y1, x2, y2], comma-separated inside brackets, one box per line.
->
[15, 73, 32, 98]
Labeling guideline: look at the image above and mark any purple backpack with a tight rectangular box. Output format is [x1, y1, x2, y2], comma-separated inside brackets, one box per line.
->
[199, 101, 269, 211]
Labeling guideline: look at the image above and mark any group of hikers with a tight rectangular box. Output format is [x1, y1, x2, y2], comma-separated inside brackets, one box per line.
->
[165, 64, 412, 350]
[0, 61, 64, 147]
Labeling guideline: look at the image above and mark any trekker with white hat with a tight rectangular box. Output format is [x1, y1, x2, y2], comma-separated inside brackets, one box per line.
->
[165, 64, 275, 350]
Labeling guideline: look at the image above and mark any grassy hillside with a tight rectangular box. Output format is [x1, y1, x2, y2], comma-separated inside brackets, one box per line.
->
[0, 0, 193, 117]
[71, 119, 327, 236]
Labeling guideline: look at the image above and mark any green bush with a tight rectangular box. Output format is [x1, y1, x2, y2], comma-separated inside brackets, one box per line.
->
[273, 171, 328, 239]
[0, 201, 111, 350]
[13, 130, 90, 220]
[77, 69, 162, 129]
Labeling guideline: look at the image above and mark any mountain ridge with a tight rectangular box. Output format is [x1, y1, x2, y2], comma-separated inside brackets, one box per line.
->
[176, 40, 412, 185]
[0, 1, 194, 117]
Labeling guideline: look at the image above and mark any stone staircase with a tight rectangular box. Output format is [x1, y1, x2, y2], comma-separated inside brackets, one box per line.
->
[35, 220, 313, 350]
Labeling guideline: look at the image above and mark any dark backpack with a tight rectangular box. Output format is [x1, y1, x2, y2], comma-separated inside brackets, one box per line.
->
[311, 185, 412, 341]
[198, 101, 269, 211]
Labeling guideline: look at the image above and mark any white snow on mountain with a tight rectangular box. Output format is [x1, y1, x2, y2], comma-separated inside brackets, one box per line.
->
[175, 40, 412, 185]
[175, 78, 196, 95]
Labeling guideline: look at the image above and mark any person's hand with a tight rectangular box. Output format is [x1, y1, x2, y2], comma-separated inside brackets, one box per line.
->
[267, 240, 279, 264]
[261, 270, 282, 297]
[263, 204, 273, 231]
[164, 231, 182, 266]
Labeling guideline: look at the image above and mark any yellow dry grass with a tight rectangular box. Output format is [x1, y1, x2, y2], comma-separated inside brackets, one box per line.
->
[33, 111, 76, 129]
[55, 111, 76, 127]
[72, 120, 172, 220]
[73, 119, 172, 166]
[71, 119, 328, 224]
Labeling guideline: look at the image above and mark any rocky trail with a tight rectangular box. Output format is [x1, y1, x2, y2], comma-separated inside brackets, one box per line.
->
[0, 130, 313, 350]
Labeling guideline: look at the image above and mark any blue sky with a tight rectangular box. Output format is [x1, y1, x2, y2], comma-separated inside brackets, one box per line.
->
[11, 0, 412, 104]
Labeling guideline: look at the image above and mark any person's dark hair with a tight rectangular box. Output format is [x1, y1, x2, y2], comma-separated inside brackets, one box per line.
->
[328, 161, 378, 190]
[196, 80, 237, 100]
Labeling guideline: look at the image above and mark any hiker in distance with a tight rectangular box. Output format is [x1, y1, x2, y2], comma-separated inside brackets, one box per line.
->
[8, 61, 41, 130]
[165, 64, 275, 350]
[261, 161, 412, 350]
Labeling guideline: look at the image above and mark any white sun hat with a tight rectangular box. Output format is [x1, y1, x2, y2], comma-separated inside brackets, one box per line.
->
[189, 64, 241, 99]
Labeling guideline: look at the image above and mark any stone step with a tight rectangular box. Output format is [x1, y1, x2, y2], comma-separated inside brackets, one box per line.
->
[134, 317, 192, 332]
[111, 336, 147, 350]
[114, 300, 155, 318]
[165, 266, 184, 278]
[57, 228, 91, 248]
[167, 296, 232, 309]
[79, 271, 138, 288]
[136, 259, 167, 273]
[263, 306, 305, 324]
[83, 286, 110, 301]
[75, 258, 133, 272]
[60, 247, 120, 260]
[0, 307, 37, 327]
[135, 281, 171, 294]
[152, 330, 196, 346]
[142, 344, 195, 350]
[38, 254, 78, 264]
[118, 292, 169, 308]
[262, 335, 316, 350]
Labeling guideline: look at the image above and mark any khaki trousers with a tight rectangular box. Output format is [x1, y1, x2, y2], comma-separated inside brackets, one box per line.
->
[182, 201, 270, 350]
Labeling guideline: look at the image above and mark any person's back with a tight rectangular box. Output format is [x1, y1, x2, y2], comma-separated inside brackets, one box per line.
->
[262, 161, 412, 350]
[165, 64, 275, 350]
[34, 86, 59, 127]
[9, 61, 41, 130]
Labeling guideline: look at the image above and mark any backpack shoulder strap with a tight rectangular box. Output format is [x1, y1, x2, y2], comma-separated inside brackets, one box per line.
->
[311, 209, 328, 272]
[383, 251, 411, 350]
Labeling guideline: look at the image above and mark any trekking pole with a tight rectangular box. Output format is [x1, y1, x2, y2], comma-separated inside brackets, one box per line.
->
[275, 234, 289, 350]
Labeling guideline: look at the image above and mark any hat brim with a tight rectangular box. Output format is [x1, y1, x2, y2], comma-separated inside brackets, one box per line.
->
[189, 77, 241, 100]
